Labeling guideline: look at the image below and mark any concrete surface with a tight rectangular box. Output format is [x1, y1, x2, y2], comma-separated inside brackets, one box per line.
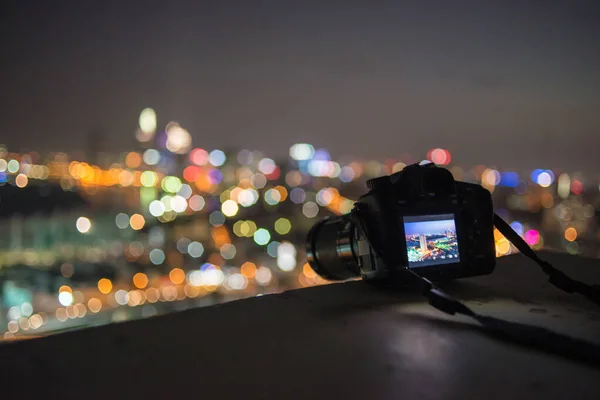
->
[1, 251, 600, 399]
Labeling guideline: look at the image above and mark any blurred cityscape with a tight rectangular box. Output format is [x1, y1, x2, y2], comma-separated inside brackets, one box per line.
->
[1, 108, 599, 340]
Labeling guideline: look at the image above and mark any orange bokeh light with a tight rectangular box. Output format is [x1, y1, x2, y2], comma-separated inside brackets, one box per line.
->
[129, 214, 145, 230]
[169, 268, 185, 285]
[125, 152, 142, 168]
[98, 278, 113, 294]
[133, 272, 149, 289]
[240, 262, 257, 279]
[564, 227, 577, 242]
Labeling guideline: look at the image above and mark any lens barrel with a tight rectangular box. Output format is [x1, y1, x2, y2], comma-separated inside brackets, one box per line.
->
[305, 215, 360, 280]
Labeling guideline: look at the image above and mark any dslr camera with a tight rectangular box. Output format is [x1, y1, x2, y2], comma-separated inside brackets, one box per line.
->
[306, 162, 496, 284]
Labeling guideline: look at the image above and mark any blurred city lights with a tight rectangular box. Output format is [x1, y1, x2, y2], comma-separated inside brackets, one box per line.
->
[258, 158, 277, 174]
[482, 169, 501, 187]
[253, 228, 271, 245]
[190, 148, 209, 166]
[171, 195, 187, 213]
[209, 150, 226, 167]
[143, 149, 161, 165]
[21, 302, 33, 317]
[76, 217, 92, 234]
[277, 242, 297, 271]
[178, 183, 193, 199]
[509, 221, 524, 236]
[187, 241, 204, 258]
[169, 268, 186, 285]
[220, 243, 237, 259]
[302, 202, 319, 218]
[138, 108, 157, 135]
[264, 188, 282, 205]
[267, 241, 280, 257]
[162, 176, 182, 194]
[1, 117, 599, 341]
[98, 278, 113, 294]
[537, 171, 554, 187]
[274, 218, 292, 235]
[7, 159, 19, 173]
[189, 194, 206, 211]
[255, 266, 272, 286]
[524, 230, 540, 245]
[499, 172, 519, 187]
[289, 143, 315, 160]
[303, 263, 318, 279]
[428, 148, 451, 165]
[149, 249, 165, 265]
[571, 180, 584, 195]
[133, 273, 149, 289]
[238, 189, 259, 207]
[222, 199, 239, 217]
[115, 290, 129, 306]
[58, 291, 73, 307]
[149, 200, 166, 217]
[290, 187, 306, 204]
[141, 170, 158, 187]
[165, 122, 192, 154]
[240, 262, 257, 278]
[87, 298, 102, 313]
[564, 227, 577, 242]
[228, 273, 248, 290]
[558, 173, 571, 199]
[129, 214, 145, 230]
[209, 211, 226, 226]
[15, 174, 28, 188]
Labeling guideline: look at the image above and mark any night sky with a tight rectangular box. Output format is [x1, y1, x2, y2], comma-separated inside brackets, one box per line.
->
[2, 1, 599, 172]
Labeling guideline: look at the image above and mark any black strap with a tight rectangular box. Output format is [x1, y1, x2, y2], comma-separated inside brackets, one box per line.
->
[494, 214, 600, 307]
[352, 208, 600, 367]
[415, 270, 600, 367]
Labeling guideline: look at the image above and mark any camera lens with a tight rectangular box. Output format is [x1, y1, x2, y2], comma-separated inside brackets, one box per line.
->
[305, 215, 360, 280]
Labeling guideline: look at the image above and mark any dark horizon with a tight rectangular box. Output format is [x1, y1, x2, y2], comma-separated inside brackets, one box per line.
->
[2, 1, 599, 173]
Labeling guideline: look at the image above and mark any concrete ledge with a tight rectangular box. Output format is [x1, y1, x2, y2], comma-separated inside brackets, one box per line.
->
[1, 252, 600, 399]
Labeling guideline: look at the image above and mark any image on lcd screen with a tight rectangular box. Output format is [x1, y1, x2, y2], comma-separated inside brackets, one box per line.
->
[404, 214, 460, 268]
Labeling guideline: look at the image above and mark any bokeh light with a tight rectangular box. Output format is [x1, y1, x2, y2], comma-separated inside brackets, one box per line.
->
[149, 200, 166, 217]
[289, 143, 315, 160]
[98, 278, 113, 294]
[302, 202, 319, 218]
[58, 291, 73, 307]
[564, 227, 577, 242]
[524, 229, 540, 245]
[188, 241, 204, 258]
[143, 149, 161, 165]
[222, 199, 239, 217]
[255, 266, 272, 286]
[209, 150, 226, 167]
[15, 174, 28, 188]
[240, 262, 257, 278]
[138, 108, 157, 136]
[169, 268, 186, 285]
[189, 195, 206, 211]
[129, 214, 145, 230]
[149, 249, 165, 265]
[253, 228, 271, 245]
[133, 272, 149, 289]
[274, 218, 292, 235]
[76, 217, 91, 234]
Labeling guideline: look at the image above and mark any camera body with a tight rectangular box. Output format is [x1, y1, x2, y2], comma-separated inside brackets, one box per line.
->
[306, 162, 496, 283]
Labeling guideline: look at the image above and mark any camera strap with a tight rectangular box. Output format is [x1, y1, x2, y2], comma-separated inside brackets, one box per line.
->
[493, 214, 600, 307]
[351, 208, 600, 367]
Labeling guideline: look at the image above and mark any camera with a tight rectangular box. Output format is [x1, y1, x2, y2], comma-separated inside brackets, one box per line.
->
[305, 162, 497, 284]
